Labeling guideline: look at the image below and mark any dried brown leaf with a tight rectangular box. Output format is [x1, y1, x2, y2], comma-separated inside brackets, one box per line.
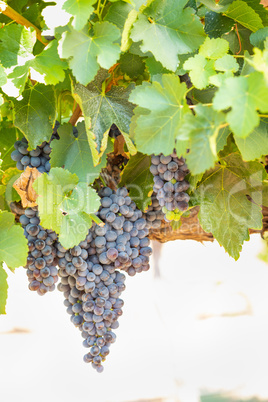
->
[13, 167, 42, 208]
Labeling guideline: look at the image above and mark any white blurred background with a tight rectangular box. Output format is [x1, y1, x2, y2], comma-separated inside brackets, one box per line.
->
[1, 235, 268, 402]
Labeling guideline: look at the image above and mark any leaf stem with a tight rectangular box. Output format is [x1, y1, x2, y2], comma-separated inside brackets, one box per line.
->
[0, 1, 47, 46]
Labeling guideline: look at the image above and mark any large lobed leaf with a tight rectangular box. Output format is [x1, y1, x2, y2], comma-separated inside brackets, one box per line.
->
[129, 74, 189, 155]
[177, 105, 226, 175]
[194, 152, 268, 259]
[33, 168, 101, 249]
[0, 24, 36, 69]
[130, 0, 205, 71]
[234, 118, 268, 161]
[73, 69, 136, 165]
[9, 40, 68, 93]
[224, 0, 264, 32]
[59, 22, 121, 86]
[213, 72, 268, 138]
[13, 84, 56, 149]
[62, 0, 97, 31]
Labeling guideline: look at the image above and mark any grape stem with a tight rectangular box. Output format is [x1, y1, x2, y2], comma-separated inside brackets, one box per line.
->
[68, 104, 82, 126]
[0, 1, 47, 46]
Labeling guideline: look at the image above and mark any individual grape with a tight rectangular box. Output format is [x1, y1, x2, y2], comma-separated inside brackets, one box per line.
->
[21, 155, 31, 166]
[11, 150, 23, 162]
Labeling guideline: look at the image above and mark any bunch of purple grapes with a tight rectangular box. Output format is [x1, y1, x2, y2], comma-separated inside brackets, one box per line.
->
[11, 122, 60, 173]
[56, 235, 126, 373]
[150, 151, 190, 222]
[19, 207, 58, 295]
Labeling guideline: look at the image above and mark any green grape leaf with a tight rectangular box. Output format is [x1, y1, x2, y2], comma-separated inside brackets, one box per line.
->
[120, 53, 146, 78]
[199, 37, 230, 59]
[62, 0, 97, 31]
[50, 121, 113, 183]
[13, 84, 56, 149]
[213, 72, 268, 138]
[194, 153, 267, 259]
[104, 1, 132, 30]
[0, 263, 8, 315]
[7, 60, 31, 94]
[216, 125, 231, 153]
[224, 0, 264, 32]
[250, 28, 268, 50]
[59, 22, 121, 85]
[214, 54, 239, 72]
[129, 74, 189, 155]
[177, 105, 225, 175]
[0, 211, 28, 270]
[200, 0, 231, 13]
[0, 125, 19, 170]
[184, 55, 215, 89]
[183, 38, 232, 89]
[119, 152, 153, 210]
[205, 11, 234, 39]
[145, 57, 171, 79]
[73, 69, 136, 165]
[33, 168, 101, 249]
[234, 118, 268, 161]
[121, 9, 139, 52]
[130, 0, 205, 71]
[0, 24, 36, 68]
[245, 0, 268, 26]
[30, 40, 68, 85]
[249, 47, 268, 84]
[9, 41, 68, 93]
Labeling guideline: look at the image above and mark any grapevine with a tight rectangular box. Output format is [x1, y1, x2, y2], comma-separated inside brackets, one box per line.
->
[0, 0, 268, 374]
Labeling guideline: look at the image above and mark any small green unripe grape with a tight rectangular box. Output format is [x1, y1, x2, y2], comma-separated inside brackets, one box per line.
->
[162, 206, 167, 214]
[171, 178, 176, 184]
[173, 213, 181, 221]
[174, 208, 179, 213]
[165, 211, 174, 221]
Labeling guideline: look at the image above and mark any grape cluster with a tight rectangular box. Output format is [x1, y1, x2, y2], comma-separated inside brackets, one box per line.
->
[94, 186, 152, 276]
[54, 186, 152, 371]
[150, 152, 190, 222]
[11, 123, 60, 173]
[56, 233, 126, 373]
[143, 192, 165, 230]
[20, 207, 58, 295]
